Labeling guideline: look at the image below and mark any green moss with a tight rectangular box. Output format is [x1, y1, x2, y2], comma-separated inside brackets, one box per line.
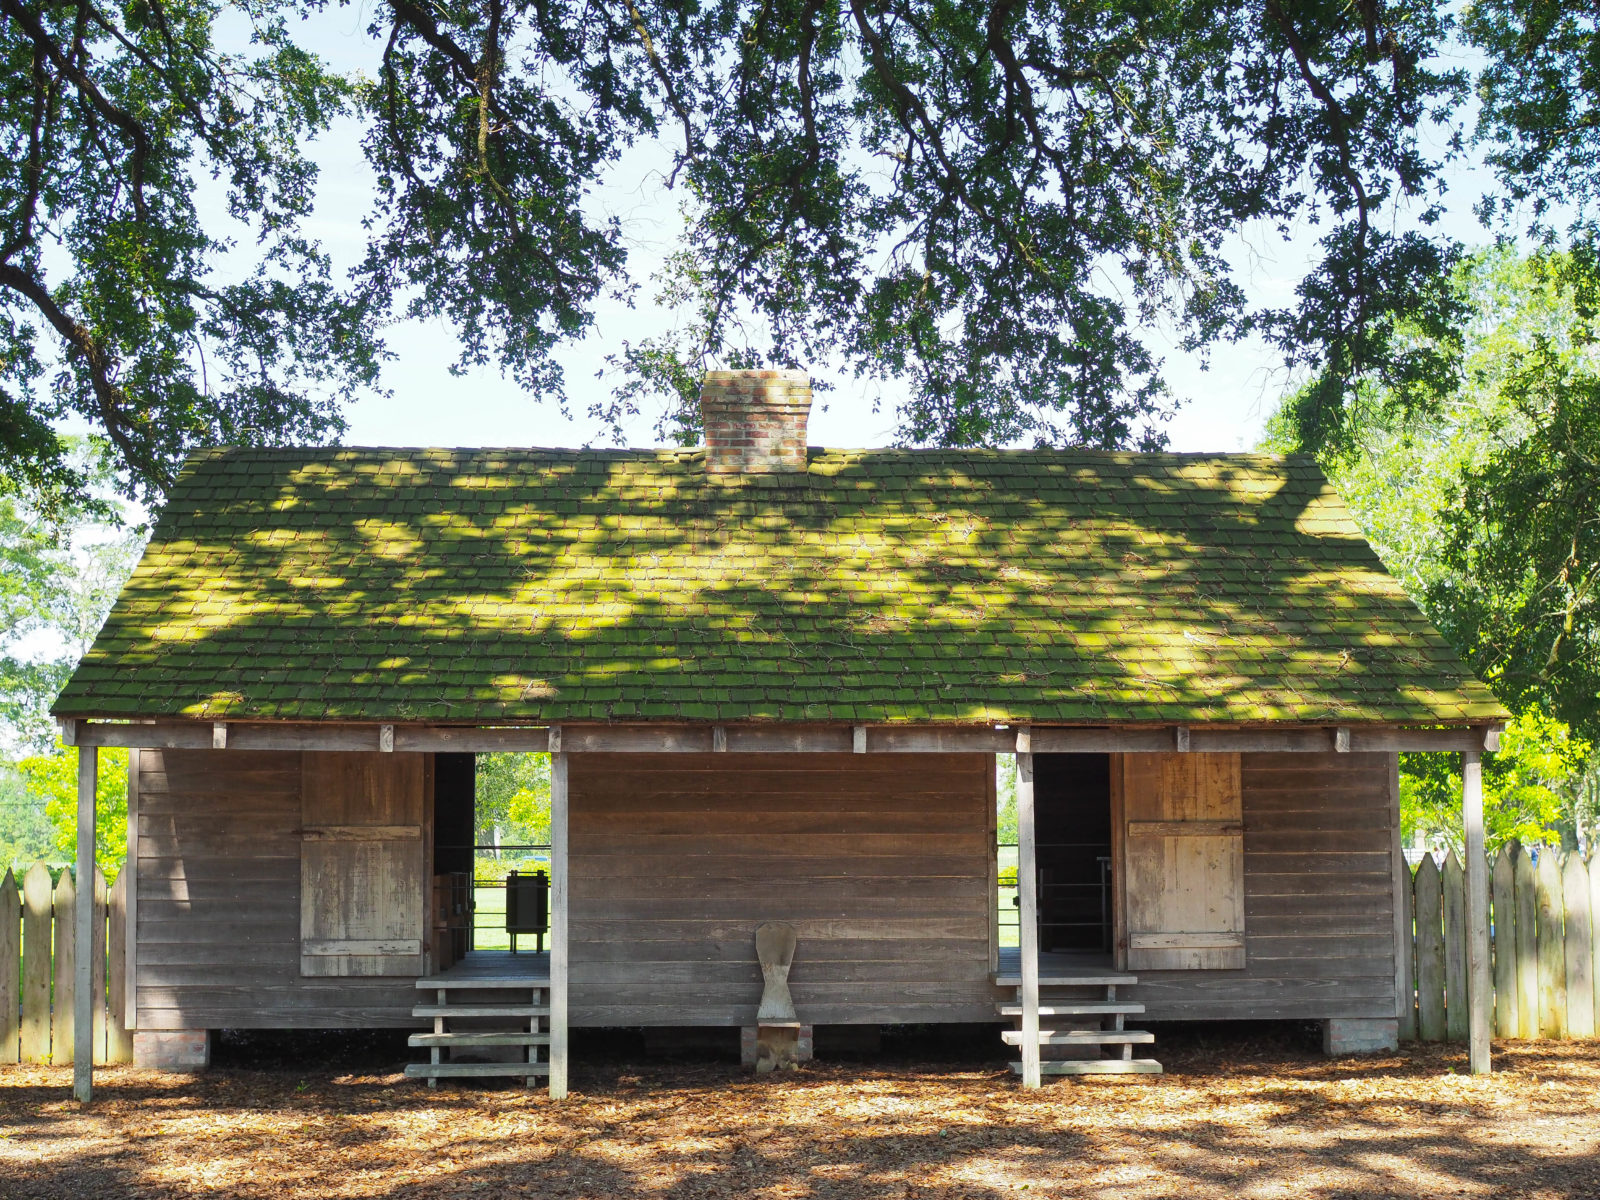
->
[54, 446, 1507, 725]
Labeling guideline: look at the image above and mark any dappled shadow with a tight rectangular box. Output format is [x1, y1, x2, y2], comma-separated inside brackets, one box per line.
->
[4, 1040, 1600, 1198]
[57, 446, 1498, 726]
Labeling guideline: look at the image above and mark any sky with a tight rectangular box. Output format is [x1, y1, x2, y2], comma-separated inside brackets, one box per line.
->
[212, 12, 1503, 457]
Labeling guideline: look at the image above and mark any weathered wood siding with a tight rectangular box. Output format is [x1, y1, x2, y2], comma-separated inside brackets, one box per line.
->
[567, 752, 996, 1026]
[134, 749, 418, 1029]
[1125, 751, 1399, 1021]
[130, 746, 1394, 1031]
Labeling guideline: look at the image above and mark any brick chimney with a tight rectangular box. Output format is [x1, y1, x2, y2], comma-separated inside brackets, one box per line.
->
[699, 370, 812, 475]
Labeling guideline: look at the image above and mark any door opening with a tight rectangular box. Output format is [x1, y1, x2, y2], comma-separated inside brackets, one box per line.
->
[1033, 753, 1114, 954]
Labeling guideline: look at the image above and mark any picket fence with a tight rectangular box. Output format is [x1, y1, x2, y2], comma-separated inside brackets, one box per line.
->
[1, 862, 133, 1064]
[1401, 843, 1600, 1041]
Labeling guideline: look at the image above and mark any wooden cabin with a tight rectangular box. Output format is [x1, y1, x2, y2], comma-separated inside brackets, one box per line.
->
[52, 371, 1508, 1095]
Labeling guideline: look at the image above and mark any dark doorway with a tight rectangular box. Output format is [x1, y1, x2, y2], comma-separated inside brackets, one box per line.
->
[434, 752, 476, 875]
[1033, 753, 1113, 953]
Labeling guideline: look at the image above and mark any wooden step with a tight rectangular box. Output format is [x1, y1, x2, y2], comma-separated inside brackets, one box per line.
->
[405, 1061, 550, 1080]
[1010, 1059, 1163, 1076]
[991, 972, 1138, 988]
[996, 1002, 1144, 1017]
[408, 1032, 550, 1048]
[412, 1004, 550, 1018]
[416, 976, 549, 991]
[1002, 1029, 1155, 1046]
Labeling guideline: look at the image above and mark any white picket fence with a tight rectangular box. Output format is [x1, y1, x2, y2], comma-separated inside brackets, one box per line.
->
[1, 862, 133, 1064]
[1400, 843, 1598, 1041]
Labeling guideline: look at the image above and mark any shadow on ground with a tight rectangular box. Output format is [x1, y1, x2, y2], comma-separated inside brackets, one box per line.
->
[4, 1026, 1598, 1199]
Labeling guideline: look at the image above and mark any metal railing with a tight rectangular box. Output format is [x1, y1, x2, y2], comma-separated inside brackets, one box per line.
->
[437, 843, 551, 952]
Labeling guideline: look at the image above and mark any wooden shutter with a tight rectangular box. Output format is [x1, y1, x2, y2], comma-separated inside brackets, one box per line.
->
[300, 752, 427, 977]
[1118, 753, 1245, 970]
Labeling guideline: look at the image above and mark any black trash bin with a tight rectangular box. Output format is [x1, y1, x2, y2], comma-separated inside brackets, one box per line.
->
[505, 869, 550, 953]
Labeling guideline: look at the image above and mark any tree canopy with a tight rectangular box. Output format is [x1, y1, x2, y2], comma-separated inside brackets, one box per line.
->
[1283, 244, 1599, 848]
[2, 0, 1594, 500]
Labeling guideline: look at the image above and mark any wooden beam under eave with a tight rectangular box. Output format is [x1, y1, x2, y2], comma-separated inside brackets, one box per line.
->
[67, 718, 1503, 755]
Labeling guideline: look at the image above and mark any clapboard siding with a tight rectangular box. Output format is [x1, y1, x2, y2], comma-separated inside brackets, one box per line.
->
[1125, 751, 1399, 1021]
[567, 752, 998, 1026]
[128, 746, 1396, 1032]
[133, 749, 418, 1029]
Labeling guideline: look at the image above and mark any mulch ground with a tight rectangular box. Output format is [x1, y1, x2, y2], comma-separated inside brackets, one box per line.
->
[2, 1027, 1599, 1199]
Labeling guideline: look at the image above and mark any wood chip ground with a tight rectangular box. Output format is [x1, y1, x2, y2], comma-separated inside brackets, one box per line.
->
[3, 1038, 1599, 1198]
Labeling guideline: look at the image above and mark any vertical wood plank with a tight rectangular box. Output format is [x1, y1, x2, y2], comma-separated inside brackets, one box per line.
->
[20, 863, 51, 1063]
[1461, 751, 1491, 1073]
[0, 870, 17, 1064]
[1535, 849, 1567, 1039]
[52, 869, 75, 1066]
[1397, 854, 1417, 1041]
[1016, 749, 1040, 1089]
[107, 869, 132, 1063]
[75, 745, 96, 1099]
[1491, 845, 1518, 1039]
[124, 750, 139, 1032]
[1389, 756, 1414, 1039]
[1563, 853, 1594, 1038]
[548, 750, 569, 1099]
[92, 867, 108, 1065]
[987, 756, 998, 975]
[1414, 854, 1446, 1042]
[1442, 849, 1467, 1042]
[1592, 855, 1600, 1033]
[1514, 848, 1539, 1040]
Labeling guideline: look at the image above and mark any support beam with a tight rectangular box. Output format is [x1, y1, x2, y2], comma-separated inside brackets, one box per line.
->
[1463, 749, 1491, 1074]
[548, 751, 569, 1099]
[1015, 737, 1040, 1089]
[125, 751, 139, 1030]
[68, 718, 1504, 755]
[73, 746, 96, 1102]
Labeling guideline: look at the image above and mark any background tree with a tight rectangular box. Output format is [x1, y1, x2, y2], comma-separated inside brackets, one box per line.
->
[1, 440, 145, 752]
[4, 0, 1517, 500]
[0, 0, 383, 504]
[1276, 244, 1600, 848]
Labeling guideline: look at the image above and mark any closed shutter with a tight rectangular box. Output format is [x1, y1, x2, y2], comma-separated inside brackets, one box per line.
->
[300, 752, 427, 977]
[1118, 753, 1245, 970]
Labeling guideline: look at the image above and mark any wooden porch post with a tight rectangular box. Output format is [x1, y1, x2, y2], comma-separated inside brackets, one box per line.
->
[1016, 734, 1040, 1089]
[548, 749, 569, 1098]
[1463, 749, 1491, 1074]
[74, 745, 96, 1102]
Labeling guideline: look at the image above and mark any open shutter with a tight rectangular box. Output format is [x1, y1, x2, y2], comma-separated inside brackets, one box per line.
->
[300, 752, 427, 977]
[1119, 753, 1245, 970]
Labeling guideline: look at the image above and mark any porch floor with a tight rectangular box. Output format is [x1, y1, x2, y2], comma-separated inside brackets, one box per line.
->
[992, 948, 1132, 987]
[419, 950, 550, 989]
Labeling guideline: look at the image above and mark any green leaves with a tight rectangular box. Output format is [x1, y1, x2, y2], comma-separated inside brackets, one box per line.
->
[1300, 244, 1600, 846]
[1466, 0, 1600, 237]
[0, 0, 1591, 498]
[0, 0, 378, 503]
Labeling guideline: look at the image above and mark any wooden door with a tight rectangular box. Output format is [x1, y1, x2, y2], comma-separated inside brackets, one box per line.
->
[300, 752, 428, 977]
[1116, 753, 1245, 970]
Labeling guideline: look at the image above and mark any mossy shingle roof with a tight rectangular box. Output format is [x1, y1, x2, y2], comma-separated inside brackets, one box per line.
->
[54, 446, 1507, 726]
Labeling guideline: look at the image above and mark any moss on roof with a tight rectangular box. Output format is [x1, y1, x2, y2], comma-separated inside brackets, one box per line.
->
[53, 446, 1507, 726]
